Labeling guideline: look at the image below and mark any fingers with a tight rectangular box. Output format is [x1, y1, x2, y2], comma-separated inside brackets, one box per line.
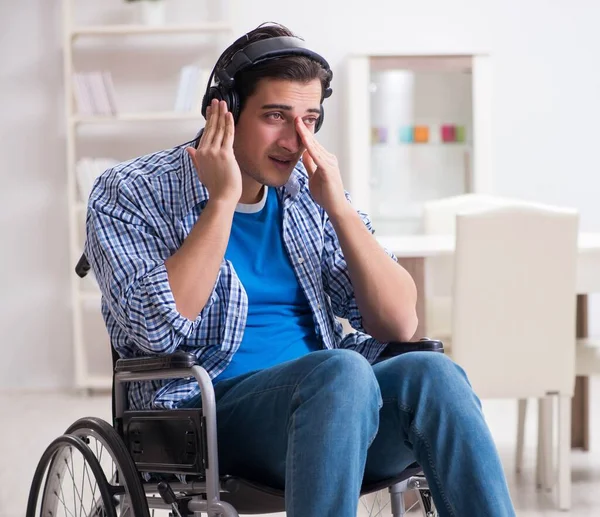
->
[200, 99, 232, 150]
[209, 100, 227, 148]
[302, 150, 317, 176]
[199, 99, 217, 149]
[295, 117, 328, 168]
[223, 111, 235, 149]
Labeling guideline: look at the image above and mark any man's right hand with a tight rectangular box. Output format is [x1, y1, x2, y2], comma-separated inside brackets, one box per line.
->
[186, 98, 242, 206]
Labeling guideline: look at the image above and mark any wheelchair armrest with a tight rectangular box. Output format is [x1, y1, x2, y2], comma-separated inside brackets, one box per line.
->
[114, 351, 197, 373]
[380, 338, 445, 358]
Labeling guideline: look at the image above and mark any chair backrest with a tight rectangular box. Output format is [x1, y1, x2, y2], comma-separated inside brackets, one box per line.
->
[422, 194, 544, 338]
[423, 193, 525, 235]
[422, 194, 526, 337]
[450, 204, 579, 398]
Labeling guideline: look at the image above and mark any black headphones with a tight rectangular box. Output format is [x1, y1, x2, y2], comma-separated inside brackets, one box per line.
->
[200, 35, 333, 133]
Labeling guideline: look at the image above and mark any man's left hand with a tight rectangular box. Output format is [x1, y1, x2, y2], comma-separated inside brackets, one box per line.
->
[295, 117, 349, 219]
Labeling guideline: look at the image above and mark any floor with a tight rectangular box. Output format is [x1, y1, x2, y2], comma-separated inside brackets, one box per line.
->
[2, 381, 600, 516]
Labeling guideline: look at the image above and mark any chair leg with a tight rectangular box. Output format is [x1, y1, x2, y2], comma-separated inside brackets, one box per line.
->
[536, 397, 555, 491]
[536, 398, 544, 489]
[516, 398, 528, 473]
[558, 394, 572, 511]
[541, 396, 554, 492]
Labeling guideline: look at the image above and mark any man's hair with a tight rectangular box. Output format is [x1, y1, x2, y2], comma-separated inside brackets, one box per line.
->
[214, 22, 333, 112]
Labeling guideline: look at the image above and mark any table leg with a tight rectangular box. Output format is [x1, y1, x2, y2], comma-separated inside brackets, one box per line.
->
[397, 257, 426, 340]
[572, 294, 590, 450]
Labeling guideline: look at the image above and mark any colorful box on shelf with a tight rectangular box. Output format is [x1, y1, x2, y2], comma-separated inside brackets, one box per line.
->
[441, 124, 455, 142]
[413, 126, 429, 143]
[375, 124, 467, 144]
[371, 126, 388, 144]
[441, 124, 467, 143]
[399, 126, 413, 143]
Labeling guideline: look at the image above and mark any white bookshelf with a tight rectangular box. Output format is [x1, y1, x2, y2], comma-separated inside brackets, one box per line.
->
[62, 0, 233, 391]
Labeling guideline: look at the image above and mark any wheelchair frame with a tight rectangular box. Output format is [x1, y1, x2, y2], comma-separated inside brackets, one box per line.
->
[26, 253, 443, 516]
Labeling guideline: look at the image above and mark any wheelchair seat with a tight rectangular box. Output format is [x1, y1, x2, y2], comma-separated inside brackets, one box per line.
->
[218, 464, 426, 514]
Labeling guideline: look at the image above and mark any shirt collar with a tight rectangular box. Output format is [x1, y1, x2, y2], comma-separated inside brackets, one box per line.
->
[283, 160, 309, 199]
[179, 147, 309, 219]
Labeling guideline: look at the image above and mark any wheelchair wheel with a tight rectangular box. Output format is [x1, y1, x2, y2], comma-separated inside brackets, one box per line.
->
[359, 488, 438, 516]
[64, 417, 150, 517]
[27, 434, 117, 517]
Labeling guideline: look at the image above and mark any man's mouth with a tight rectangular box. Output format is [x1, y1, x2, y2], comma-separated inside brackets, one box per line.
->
[269, 155, 294, 169]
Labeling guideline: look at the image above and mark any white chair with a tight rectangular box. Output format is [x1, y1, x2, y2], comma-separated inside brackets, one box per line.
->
[450, 205, 578, 510]
[423, 193, 528, 340]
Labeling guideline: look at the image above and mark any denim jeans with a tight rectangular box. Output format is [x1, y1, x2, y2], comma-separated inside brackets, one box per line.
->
[185, 349, 516, 517]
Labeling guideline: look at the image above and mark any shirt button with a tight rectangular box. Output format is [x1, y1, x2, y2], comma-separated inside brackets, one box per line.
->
[317, 304, 321, 309]
[298, 257, 304, 264]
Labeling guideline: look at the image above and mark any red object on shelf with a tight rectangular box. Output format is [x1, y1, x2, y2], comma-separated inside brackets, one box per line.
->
[441, 125, 456, 142]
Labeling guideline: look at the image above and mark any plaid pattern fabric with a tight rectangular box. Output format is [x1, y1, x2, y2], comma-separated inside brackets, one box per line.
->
[84, 145, 395, 410]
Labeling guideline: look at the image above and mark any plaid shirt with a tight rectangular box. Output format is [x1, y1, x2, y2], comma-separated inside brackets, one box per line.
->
[85, 145, 395, 410]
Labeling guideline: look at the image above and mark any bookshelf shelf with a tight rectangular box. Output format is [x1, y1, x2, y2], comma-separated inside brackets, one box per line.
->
[71, 22, 233, 38]
[71, 111, 205, 125]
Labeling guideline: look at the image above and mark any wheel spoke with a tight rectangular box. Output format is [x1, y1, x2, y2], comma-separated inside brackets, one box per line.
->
[56, 484, 78, 517]
[369, 492, 377, 515]
[65, 448, 88, 516]
[406, 498, 420, 513]
[83, 460, 101, 517]
[81, 456, 88, 517]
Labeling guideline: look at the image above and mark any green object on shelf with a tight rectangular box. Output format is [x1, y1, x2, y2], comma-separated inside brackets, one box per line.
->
[455, 125, 466, 142]
[399, 126, 413, 143]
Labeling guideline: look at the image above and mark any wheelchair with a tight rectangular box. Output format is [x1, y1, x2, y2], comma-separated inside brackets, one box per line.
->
[26, 253, 445, 517]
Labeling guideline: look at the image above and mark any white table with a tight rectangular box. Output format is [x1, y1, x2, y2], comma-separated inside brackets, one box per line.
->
[376, 232, 600, 450]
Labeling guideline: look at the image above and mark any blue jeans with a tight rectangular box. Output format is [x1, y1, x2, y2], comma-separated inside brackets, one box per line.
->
[186, 349, 516, 516]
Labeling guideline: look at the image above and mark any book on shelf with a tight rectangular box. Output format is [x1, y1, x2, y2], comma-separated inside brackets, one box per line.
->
[76, 157, 119, 203]
[174, 65, 210, 113]
[72, 71, 118, 116]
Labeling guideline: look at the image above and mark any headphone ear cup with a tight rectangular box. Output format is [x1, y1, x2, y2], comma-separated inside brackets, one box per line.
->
[226, 88, 240, 125]
[315, 105, 325, 133]
[210, 84, 240, 125]
[202, 86, 223, 119]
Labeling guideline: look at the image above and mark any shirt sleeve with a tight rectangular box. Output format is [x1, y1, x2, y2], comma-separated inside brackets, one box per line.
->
[320, 190, 397, 334]
[84, 169, 219, 355]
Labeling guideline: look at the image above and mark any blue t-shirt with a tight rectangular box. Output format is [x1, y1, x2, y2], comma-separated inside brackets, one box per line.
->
[213, 186, 321, 383]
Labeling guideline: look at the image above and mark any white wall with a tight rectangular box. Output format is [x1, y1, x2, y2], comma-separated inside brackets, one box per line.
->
[2, 0, 600, 391]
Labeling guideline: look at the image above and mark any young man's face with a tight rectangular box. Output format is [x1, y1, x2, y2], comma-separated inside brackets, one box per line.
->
[233, 77, 322, 188]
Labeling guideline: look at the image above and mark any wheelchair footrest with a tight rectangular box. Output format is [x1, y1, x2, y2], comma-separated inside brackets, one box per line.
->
[122, 409, 207, 476]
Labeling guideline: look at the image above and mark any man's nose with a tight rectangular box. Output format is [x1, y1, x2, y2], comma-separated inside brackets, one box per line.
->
[277, 123, 303, 153]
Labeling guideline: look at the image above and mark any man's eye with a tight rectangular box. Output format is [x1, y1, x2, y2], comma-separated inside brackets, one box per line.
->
[266, 113, 284, 120]
[304, 117, 318, 126]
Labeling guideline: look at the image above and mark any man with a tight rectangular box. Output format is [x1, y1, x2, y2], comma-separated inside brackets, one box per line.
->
[85, 22, 516, 517]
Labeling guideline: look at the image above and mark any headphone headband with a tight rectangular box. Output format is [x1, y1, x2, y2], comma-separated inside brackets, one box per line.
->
[201, 33, 332, 132]
[220, 36, 332, 94]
